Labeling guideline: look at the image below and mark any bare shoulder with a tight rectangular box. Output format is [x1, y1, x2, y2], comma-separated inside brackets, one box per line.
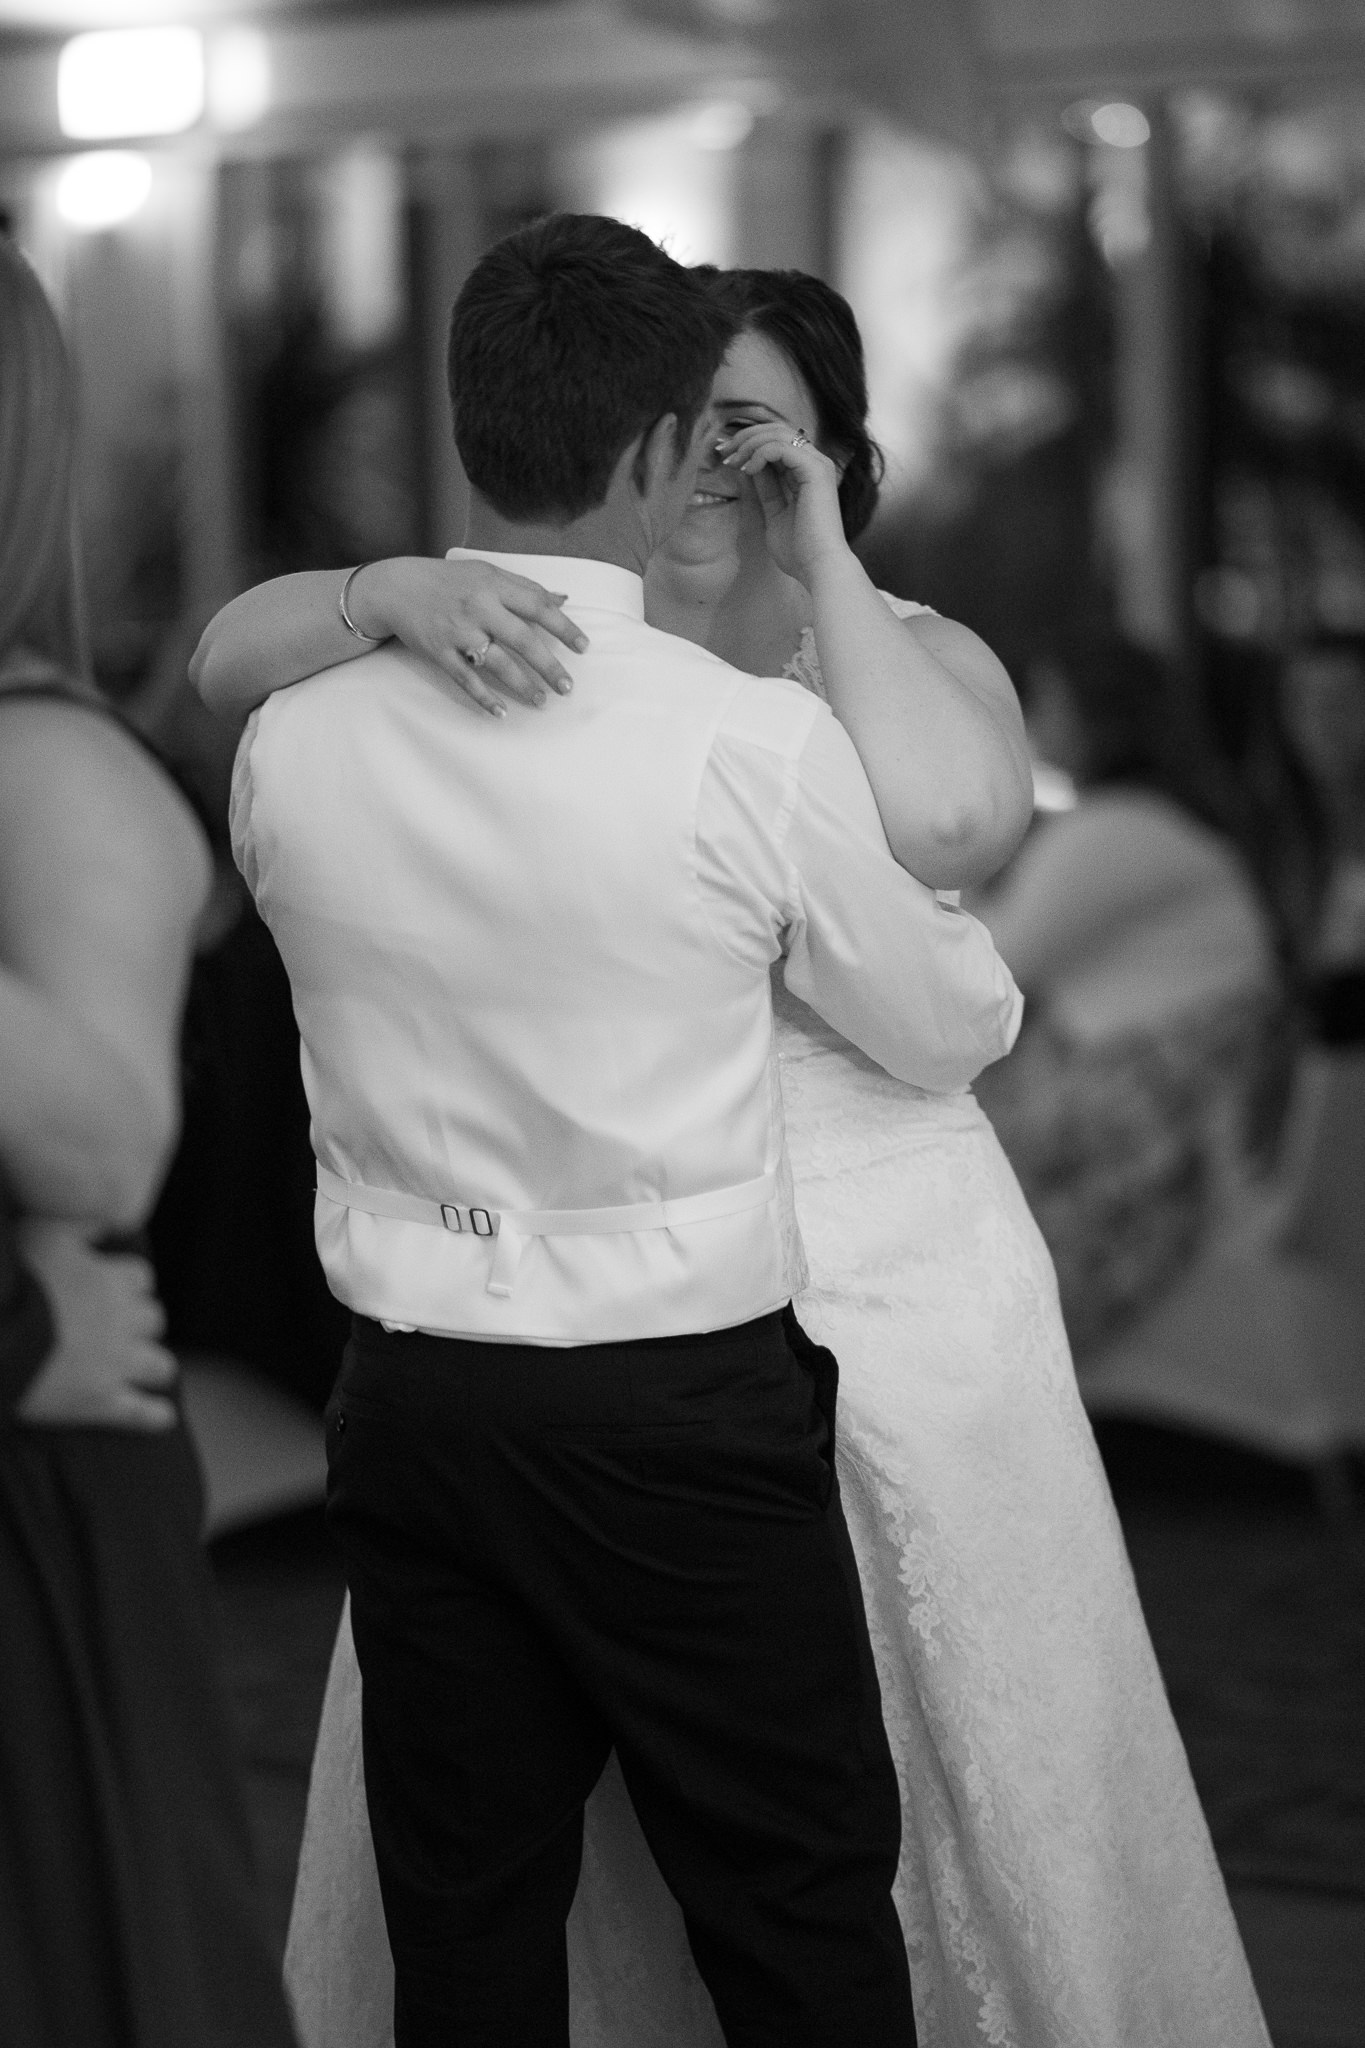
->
[878, 598, 1018, 702]
[895, 603, 1008, 669]
[0, 696, 211, 936]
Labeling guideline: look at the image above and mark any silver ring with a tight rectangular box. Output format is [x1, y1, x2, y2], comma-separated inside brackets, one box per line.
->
[791, 430, 811, 449]
[463, 635, 494, 669]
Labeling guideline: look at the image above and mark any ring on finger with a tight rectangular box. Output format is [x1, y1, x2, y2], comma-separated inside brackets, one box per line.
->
[791, 429, 811, 449]
[463, 634, 494, 668]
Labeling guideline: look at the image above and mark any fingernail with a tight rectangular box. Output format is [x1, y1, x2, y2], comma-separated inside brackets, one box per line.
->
[574, 634, 589, 652]
[491, 702, 506, 718]
[555, 674, 572, 693]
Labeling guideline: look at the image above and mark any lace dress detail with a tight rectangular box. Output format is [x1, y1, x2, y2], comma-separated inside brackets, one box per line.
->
[284, 595, 1269, 2048]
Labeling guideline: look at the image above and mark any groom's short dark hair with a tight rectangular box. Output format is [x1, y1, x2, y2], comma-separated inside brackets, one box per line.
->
[447, 214, 737, 522]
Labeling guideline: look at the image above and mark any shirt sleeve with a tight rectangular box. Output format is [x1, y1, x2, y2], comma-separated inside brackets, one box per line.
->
[697, 681, 1022, 1093]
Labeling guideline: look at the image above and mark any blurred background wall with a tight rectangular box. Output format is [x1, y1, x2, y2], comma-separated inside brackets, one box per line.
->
[1, 0, 1363, 711]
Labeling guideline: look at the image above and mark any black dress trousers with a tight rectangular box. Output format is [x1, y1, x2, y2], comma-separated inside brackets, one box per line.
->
[326, 1306, 916, 2048]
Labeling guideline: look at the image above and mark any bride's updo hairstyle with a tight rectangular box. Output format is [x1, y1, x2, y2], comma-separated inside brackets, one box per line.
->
[449, 214, 736, 523]
[694, 266, 885, 541]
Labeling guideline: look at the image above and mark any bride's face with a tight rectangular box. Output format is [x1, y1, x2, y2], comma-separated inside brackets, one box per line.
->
[663, 327, 822, 572]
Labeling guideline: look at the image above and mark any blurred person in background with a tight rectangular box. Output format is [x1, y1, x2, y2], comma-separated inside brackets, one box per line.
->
[1281, 631, 1365, 1041]
[195, 253, 1268, 2047]
[975, 632, 1327, 1358]
[131, 619, 355, 1420]
[0, 237, 297, 2048]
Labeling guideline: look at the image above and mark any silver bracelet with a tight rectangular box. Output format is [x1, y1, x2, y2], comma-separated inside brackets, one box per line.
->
[338, 563, 383, 643]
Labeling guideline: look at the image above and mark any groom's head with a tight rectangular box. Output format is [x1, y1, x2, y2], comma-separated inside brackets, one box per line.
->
[447, 214, 737, 533]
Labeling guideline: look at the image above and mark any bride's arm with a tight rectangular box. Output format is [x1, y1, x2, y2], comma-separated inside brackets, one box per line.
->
[721, 426, 1033, 890]
[191, 557, 589, 723]
[808, 559, 1032, 889]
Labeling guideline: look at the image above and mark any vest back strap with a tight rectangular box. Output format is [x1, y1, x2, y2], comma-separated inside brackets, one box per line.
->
[315, 1164, 777, 1299]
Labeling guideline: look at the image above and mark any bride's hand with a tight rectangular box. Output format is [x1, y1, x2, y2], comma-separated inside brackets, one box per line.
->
[717, 423, 850, 588]
[347, 557, 590, 716]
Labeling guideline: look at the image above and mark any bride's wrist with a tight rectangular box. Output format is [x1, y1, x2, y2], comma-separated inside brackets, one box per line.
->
[798, 539, 861, 591]
[343, 557, 410, 642]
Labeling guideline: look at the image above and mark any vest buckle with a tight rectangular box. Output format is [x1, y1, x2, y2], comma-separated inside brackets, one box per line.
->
[439, 1203, 497, 1237]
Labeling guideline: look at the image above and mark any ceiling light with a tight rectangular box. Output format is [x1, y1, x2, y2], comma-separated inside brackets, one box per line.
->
[686, 101, 755, 152]
[58, 27, 204, 141]
[1089, 103, 1151, 150]
[55, 150, 152, 231]
[208, 27, 270, 133]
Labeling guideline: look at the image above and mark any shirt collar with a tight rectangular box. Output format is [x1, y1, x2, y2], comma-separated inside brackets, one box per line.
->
[445, 548, 645, 622]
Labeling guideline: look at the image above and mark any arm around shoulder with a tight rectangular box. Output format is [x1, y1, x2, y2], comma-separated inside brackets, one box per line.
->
[191, 569, 373, 722]
[192, 555, 589, 723]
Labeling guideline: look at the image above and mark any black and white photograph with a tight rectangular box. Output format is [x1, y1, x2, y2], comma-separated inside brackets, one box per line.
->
[1, 4, 1362, 2045]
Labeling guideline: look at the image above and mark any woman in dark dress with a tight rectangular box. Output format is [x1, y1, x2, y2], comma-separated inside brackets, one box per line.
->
[0, 236, 296, 2048]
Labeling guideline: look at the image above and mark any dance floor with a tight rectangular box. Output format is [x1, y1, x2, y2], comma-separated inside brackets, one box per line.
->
[211, 1426, 1365, 2048]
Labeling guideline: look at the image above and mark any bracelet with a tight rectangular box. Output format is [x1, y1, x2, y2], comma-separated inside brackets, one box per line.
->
[338, 564, 383, 643]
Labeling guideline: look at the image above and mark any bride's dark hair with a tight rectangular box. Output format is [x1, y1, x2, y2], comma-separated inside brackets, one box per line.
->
[692, 266, 884, 541]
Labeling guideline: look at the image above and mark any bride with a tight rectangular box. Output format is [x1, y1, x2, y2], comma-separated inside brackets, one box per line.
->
[194, 265, 1269, 2047]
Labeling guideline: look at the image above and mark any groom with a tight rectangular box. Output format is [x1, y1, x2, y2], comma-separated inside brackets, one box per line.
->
[233, 214, 1018, 2047]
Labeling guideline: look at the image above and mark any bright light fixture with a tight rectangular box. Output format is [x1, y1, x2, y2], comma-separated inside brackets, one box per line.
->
[1089, 102, 1151, 150]
[58, 27, 204, 141]
[55, 150, 152, 231]
[208, 27, 270, 133]
[685, 101, 755, 152]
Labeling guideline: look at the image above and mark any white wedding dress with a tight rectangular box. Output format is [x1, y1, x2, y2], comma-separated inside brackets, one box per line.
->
[284, 611, 1270, 2048]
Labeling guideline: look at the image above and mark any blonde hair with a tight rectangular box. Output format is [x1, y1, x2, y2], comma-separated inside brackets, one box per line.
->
[0, 239, 86, 677]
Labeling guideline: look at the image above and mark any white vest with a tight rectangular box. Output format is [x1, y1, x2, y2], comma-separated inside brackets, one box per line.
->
[232, 554, 1020, 1344]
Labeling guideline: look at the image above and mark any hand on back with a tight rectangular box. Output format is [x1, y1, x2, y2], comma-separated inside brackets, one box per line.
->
[15, 1221, 177, 1430]
[347, 557, 589, 717]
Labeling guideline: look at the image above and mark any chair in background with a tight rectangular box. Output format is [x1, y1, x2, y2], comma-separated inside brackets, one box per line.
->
[1078, 1047, 1365, 1485]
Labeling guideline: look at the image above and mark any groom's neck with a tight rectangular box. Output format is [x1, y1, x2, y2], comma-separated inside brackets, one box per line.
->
[463, 494, 649, 578]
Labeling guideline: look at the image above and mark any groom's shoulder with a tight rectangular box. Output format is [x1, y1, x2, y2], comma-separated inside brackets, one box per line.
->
[266, 643, 443, 714]
[624, 619, 828, 756]
[250, 644, 487, 756]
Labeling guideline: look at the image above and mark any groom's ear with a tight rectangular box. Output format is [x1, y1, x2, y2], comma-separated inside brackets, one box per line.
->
[630, 412, 683, 502]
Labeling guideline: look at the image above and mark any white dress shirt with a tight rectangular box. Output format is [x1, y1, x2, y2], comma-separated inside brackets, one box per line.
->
[231, 550, 1021, 1345]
